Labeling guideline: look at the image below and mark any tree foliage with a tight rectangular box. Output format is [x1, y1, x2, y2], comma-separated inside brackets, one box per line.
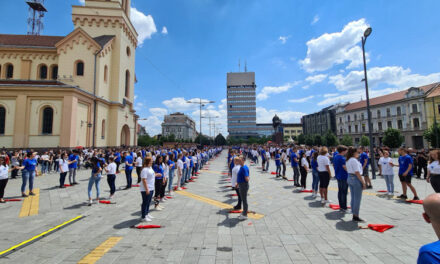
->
[424, 123, 440, 148]
[383, 128, 404, 148]
[297, 134, 306, 145]
[324, 131, 338, 147]
[214, 133, 227, 145]
[340, 135, 353, 146]
[360, 135, 370, 147]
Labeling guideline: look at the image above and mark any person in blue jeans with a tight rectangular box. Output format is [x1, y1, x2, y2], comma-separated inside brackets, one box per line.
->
[167, 154, 175, 195]
[124, 152, 134, 189]
[18, 152, 38, 197]
[418, 193, 440, 264]
[181, 154, 187, 186]
[311, 151, 320, 198]
[275, 150, 281, 177]
[333, 146, 348, 211]
[87, 157, 102, 206]
[346, 147, 366, 222]
[140, 156, 155, 222]
[290, 147, 300, 187]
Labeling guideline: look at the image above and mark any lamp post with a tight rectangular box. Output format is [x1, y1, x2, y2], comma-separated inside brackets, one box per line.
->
[361, 27, 376, 179]
[187, 99, 215, 146]
[202, 115, 219, 138]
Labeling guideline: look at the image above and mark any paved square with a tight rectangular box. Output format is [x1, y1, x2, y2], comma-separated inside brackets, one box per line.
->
[0, 151, 436, 263]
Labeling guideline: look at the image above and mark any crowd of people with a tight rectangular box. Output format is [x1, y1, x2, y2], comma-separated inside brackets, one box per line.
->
[0, 147, 222, 223]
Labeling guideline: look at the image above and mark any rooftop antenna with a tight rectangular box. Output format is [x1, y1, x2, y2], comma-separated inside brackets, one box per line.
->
[27, 0, 47, 35]
[244, 60, 247, 72]
[238, 59, 241, 72]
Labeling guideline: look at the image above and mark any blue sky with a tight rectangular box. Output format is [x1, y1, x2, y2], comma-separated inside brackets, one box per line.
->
[1, 0, 440, 136]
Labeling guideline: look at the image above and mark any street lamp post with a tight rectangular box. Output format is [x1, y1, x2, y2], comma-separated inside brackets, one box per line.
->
[361, 27, 376, 179]
[187, 99, 215, 146]
[202, 115, 219, 138]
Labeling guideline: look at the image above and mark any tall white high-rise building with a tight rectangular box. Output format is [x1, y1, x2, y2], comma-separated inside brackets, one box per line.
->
[226, 72, 257, 138]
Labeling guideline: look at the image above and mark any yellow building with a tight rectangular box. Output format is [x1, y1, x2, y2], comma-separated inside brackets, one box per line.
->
[425, 87, 440, 129]
[0, 0, 138, 148]
[283, 123, 303, 142]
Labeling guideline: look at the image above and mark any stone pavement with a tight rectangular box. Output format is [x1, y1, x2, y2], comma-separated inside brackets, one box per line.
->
[0, 151, 436, 264]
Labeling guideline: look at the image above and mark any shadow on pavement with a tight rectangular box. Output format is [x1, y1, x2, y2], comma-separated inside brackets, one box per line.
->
[308, 201, 325, 208]
[114, 218, 141, 229]
[324, 211, 344, 221]
[216, 209, 241, 228]
[303, 195, 316, 200]
[335, 220, 359, 231]
[63, 202, 89, 210]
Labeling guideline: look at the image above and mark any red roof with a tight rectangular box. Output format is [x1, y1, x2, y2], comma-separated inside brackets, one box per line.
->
[345, 83, 440, 111]
[0, 34, 65, 48]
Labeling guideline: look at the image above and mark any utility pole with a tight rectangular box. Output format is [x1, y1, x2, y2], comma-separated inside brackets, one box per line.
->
[187, 99, 215, 146]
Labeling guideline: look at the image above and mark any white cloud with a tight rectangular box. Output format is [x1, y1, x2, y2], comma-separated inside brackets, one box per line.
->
[78, 0, 85, 4]
[317, 88, 397, 106]
[288, 95, 314, 103]
[257, 81, 300, 101]
[300, 18, 370, 72]
[305, 74, 327, 85]
[279, 35, 290, 44]
[302, 85, 310, 90]
[130, 7, 157, 46]
[329, 66, 440, 92]
[161, 26, 168, 35]
[257, 107, 305, 123]
[311, 15, 320, 25]
[134, 102, 144, 111]
[149, 107, 167, 117]
[324, 93, 339, 98]
[139, 116, 162, 136]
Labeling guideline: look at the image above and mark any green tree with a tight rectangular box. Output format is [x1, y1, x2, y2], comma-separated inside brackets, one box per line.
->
[214, 133, 227, 145]
[383, 128, 404, 148]
[314, 134, 324, 146]
[305, 135, 314, 146]
[340, 135, 353, 146]
[324, 131, 338, 147]
[424, 123, 440, 148]
[360, 135, 370, 147]
[297, 134, 306, 145]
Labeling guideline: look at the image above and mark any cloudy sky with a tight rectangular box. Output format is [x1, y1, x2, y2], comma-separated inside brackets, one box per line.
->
[1, 0, 439, 136]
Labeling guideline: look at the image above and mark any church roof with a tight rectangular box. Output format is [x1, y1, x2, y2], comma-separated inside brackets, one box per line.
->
[0, 34, 64, 48]
[93, 35, 115, 48]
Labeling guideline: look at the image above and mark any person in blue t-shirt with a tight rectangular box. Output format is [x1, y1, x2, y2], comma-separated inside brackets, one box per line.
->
[18, 152, 38, 197]
[261, 148, 267, 172]
[418, 193, 440, 264]
[236, 157, 250, 220]
[334, 146, 348, 211]
[397, 148, 419, 200]
[153, 156, 165, 210]
[358, 147, 372, 189]
[114, 151, 121, 172]
[124, 152, 134, 189]
[311, 151, 319, 197]
[68, 150, 79, 185]
[275, 151, 281, 177]
[87, 157, 102, 206]
[290, 147, 300, 187]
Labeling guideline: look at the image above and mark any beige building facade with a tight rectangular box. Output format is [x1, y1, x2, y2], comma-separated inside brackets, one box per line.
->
[0, 0, 138, 148]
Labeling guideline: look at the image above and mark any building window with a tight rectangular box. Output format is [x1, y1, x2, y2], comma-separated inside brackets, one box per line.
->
[104, 65, 108, 83]
[437, 104, 440, 115]
[39, 64, 48, 79]
[340, 128, 343, 134]
[101, 119, 105, 139]
[348, 125, 351, 133]
[347, 115, 350, 122]
[398, 120, 403, 129]
[42, 107, 53, 134]
[376, 110, 381, 118]
[126, 46, 131, 57]
[387, 121, 392, 129]
[51, 65, 58, 80]
[355, 125, 358, 133]
[6, 64, 13, 79]
[361, 113, 364, 120]
[339, 117, 342, 123]
[413, 118, 420, 128]
[354, 114, 357, 121]
[386, 108, 391, 117]
[75, 61, 84, 76]
[397, 106, 401, 115]
[362, 123, 366, 132]
[0, 106, 5, 135]
[378, 122, 382, 131]
[412, 104, 418, 113]
[125, 70, 130, 97]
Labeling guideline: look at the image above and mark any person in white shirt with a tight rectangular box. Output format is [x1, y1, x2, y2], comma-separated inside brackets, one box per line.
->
[317, 147, 332, 204]
[378, 151, 395, 196]
[281, 149, 288, 180]
[0, 156, 12, 203]
[161, 156, 169, 202]
[59, 152, 75, 188]
[427, 150, 440, 193]
[176, 153, 184, 190]
[300, 152, 309, 190]
[231, 157, 242, 210]
[140, 156, 156, 222]
[265, 151, 270, 172]
[346, 147, 366, 222]
[105, 157, 117, 199]
[135, 152, 143, 184]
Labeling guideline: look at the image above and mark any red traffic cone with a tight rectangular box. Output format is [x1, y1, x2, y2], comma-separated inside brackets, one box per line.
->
[367, 224, 394, 233]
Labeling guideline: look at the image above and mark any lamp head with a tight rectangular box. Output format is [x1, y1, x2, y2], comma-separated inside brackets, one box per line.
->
[364, 27, 372, 38]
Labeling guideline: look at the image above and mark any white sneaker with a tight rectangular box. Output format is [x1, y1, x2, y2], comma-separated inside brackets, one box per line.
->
[147, 214, 155, 219]
[238, 215, 248, 220]
[321, 199, 326, 204]
[141, 217, 152, 222]
[155, 206, 163, 211]
[325, 200, 332, 204]
[160, 198, 165, 202]
[158, 204, 165, 209]
[177, 187, 182, 191]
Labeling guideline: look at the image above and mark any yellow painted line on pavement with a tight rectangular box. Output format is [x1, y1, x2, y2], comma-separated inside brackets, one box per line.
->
[78, 237, 122, 264]
[175, 190, 264, 220]
[0, 215, 84, 257]
[19, 188, 40, 217]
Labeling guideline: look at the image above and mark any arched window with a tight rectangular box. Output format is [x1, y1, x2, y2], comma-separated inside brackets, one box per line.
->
[39, 64, 48, 79]
[51, 65, 58, 80]
[104, 65, 108, 83]
[101, 119, 106, 139]
[42, 107, 53, 135]
[75, 61, 84, 76]
[6, 64, 13, 79]
[0, 106, 5, 135]
[125, 70, 130, 97]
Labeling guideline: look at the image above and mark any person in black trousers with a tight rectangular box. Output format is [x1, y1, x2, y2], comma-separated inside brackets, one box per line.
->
[417, 151, 428, 179]
[0, 156, 13, 203]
